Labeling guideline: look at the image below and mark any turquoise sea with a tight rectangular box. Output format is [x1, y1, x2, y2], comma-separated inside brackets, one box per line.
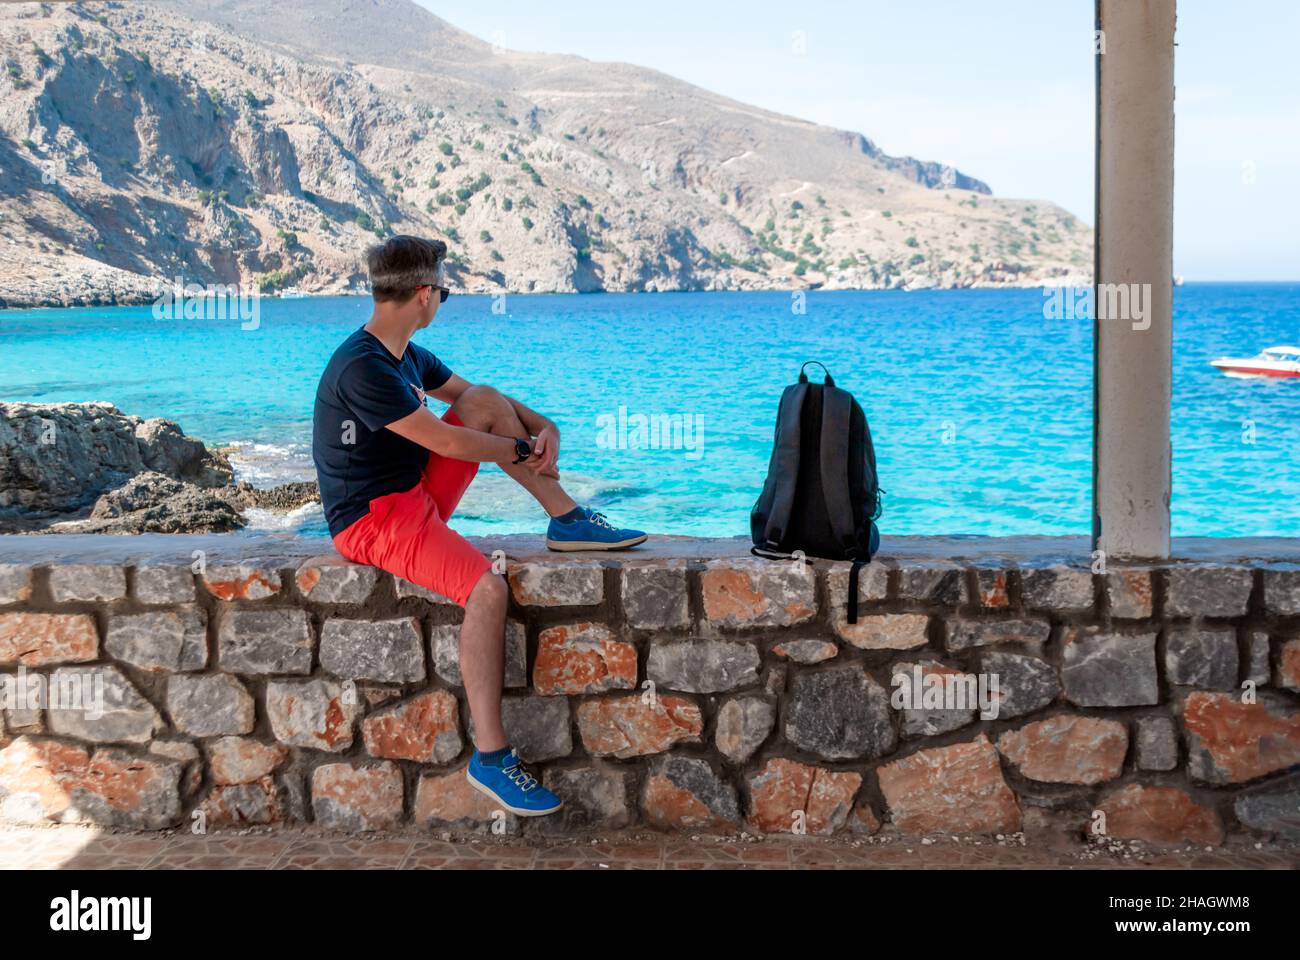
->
[1, 284, 1297, 538]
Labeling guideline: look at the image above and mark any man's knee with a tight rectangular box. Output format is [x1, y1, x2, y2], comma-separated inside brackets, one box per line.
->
[453, 384, 510, 431]
[466, 570, 509, 611]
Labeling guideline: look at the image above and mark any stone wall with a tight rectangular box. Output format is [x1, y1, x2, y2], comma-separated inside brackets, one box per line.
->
[1, 547, 1298, 843]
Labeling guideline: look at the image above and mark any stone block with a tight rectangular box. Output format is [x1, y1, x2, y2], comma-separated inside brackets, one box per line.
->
[295, 558, 380, 604]
[1166, 565, 1252, 618]
[621, 561, 690, 629]
[319, 617, 425, 683]
[266, 678, 360, 752]
[167, 674, 255, 737]
[783, 666, 895, 760]
[533, 622, 636, 696]
[47, 565, 127, 603]
[202, 563, 283, 601]
[105, 608, 207, 672]
[217, 608, 313, 676]
[508, 561, 603, 607]
[361, 690, 461, 764]
[996, 715, 1128, 784]
[1165, 626, 1238, 690]
[1061, 628, 1159, 707]
[311, 762, 404, 831]
[47, 665, 161, 743]
[700, 559, 816, 629]
[641, 756, 740, 830]
[714, 695, 775, 765]
[0, 613, 98, 666]
[745, 758, 861, 836]
[133, 565, 196, 604]
[576, 695, 702, 758]
[877, 736, 1021, 835]
[646, 638, 759, 694]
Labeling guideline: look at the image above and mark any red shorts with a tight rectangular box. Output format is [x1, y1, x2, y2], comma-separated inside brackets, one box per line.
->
[333, 411, 493, 608]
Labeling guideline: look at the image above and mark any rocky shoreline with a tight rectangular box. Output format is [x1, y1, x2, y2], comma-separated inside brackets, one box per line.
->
[0, 274, 1094, 312]
[0, 402, 318, 535]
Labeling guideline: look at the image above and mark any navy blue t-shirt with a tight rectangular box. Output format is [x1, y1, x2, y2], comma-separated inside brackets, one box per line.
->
[312, 328, 454, 536]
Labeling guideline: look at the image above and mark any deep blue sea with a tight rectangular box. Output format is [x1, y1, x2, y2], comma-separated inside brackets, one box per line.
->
[1, 284, 1297, 538]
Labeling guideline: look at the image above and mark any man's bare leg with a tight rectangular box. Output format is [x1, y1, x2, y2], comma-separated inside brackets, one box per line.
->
[460, 570, 510, 752]
[460, 560, 563, 814]
[451, 384, 642, 747]
[448, 385, 565, 752]
[450, 384, 578, 517]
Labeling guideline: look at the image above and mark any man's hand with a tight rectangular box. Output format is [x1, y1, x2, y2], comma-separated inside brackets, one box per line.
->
[531, 424, 561, 479]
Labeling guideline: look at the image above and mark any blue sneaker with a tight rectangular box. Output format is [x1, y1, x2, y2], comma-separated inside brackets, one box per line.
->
[466, 749, 563, 817]
[546, 507, 647, 552]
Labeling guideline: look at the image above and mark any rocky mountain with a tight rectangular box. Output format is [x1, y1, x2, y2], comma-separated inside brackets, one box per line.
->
[0, 0, 1091, 305]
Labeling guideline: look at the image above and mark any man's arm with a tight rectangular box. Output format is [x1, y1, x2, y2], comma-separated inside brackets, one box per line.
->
[386, 405, 526, 467]
[427, 373, 472, 406]
[430, 376, 552, 434]
[429, 376, 560, 473]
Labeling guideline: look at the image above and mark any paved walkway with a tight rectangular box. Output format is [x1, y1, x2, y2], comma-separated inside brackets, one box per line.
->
[3, 825, 1296, 870]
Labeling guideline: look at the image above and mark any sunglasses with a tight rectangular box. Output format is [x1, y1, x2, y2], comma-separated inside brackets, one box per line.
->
[419, 282, 451, 304]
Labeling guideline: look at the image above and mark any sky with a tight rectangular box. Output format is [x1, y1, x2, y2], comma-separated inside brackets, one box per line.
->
[419, 0, 1299, 281]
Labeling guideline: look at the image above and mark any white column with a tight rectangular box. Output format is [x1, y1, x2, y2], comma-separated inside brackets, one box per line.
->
[1093, 0, 1176, 559]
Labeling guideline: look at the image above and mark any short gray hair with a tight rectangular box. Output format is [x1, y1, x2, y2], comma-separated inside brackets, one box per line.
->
[366, 236, 447, 303]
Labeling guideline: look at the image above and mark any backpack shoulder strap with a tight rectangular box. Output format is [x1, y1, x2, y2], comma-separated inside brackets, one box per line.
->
[819, 385, 861, 558]
[847, 560, 866, 624]
[758, 382, 808, 550]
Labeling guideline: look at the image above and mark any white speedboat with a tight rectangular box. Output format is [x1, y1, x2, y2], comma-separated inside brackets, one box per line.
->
[1210, 346, 1300, 379]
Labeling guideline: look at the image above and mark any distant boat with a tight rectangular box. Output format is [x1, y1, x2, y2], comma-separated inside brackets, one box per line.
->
[1174, 275, 1186, 287]
[278, 288, 307, 299]
[1210, 346, 1300, 379]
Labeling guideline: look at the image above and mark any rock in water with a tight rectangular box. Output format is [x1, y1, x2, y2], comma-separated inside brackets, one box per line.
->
[135, 419, 234, 488]
[58, 472, 246, 534]
[229, 481, 321, 512]
[0, 402, 235, 523]
[51, 474, 325, 536]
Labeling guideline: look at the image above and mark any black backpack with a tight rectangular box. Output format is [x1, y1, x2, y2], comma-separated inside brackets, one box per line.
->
[751, 362, 882, 620]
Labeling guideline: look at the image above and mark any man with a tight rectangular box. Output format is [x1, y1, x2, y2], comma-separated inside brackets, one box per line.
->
[312, 236, 645, 817]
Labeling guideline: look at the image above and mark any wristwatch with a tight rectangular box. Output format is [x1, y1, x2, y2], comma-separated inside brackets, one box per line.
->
[512, 438, 533, 465]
